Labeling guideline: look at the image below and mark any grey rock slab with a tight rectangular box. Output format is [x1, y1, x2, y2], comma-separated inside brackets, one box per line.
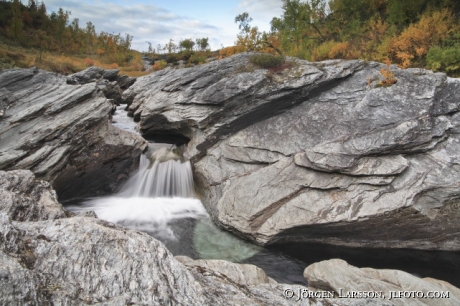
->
[120, 53, 460, 250]
[176, 255, 277, 286]
[123, 53, 365, 150]
[0, 68, 146, 200]
[304, 259, 460, 306]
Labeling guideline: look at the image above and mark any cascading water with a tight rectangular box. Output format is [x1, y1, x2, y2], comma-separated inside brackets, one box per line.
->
[119, 145, 194, 198]
[68, 143, 210, 240]
[64, 95, 460, 287]
[64, 106, 312, 285]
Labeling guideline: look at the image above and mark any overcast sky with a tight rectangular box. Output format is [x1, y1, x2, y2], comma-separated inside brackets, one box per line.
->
[40, 0, 284, 51]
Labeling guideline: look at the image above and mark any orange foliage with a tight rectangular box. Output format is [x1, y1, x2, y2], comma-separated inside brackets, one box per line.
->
[313, 41, 359, 61]
[262, 34, 282, 55]
[110, 63, 118, 69]
[391, 9, 456, 68]
[219, 45, 246, 58]
[152, 60, 167, 71]
[85, 57, 95, 67]
[379, 59, 398, 86]
[97, 48, 105, 55]
[329, 42, 357, 59]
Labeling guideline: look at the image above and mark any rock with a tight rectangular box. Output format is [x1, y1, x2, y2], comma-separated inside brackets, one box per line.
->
[0, 170, 67, 221]
[67, 67, 134, 105]
[102, 69, 120, 81]
[176, 255, 277, 285]
[0, 213, 209, 305]
[66, 66, 106, 84]
[123, 53, 460, 250]
[304, 259, 460, 306]
[96, 79, 123, 105]
[0, 169, 364, 306]
[116, 75, 136, 90]
[0, 68, 147, 200]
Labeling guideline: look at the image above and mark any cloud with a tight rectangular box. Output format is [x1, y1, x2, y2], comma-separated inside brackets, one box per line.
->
[237, 0, 283, 31]
[42, 0, 234, 51]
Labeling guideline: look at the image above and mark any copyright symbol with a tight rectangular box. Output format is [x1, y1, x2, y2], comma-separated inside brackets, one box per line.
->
[284, 288, 294, 299]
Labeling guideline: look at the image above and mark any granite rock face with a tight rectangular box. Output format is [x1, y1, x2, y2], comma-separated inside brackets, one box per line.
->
[66, 67, 136, 104]
[176, 255, 277, 285]
[1, 169, 365, 306]
[0, 170, 67, 221]
[123, 53, 460, 250]
[0, 68, 146, 200]
[304, 259, 460, 306]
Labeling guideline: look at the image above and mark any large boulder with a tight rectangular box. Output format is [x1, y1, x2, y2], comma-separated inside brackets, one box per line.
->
[304, 259, 460, 306]
[0, 68, 146, 200]
[123, 53, 460, 250]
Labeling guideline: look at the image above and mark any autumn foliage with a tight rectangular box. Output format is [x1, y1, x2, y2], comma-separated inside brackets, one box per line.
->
[228, 0, 460, 76]
[0, 0, 144, 75]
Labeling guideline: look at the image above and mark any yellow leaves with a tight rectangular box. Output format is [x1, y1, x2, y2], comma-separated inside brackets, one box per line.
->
[390, 9, 456, 68]
[312, 41, 358, 61]
[329, 42, 351, 59]
[369, 17, 389, 42]
[219, 45, 246, 58]
[312, 41, 338, 61]
[152, 60, 167, 71]
[379, 59, 398, 86]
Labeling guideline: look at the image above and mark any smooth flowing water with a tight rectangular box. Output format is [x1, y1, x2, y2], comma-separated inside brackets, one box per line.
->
[66, 106, 460, 287]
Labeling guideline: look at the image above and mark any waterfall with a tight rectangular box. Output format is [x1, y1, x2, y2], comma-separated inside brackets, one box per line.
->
[119, 144, 195, 198]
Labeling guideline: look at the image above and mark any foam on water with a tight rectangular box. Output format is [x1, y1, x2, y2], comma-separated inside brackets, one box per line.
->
[67, 196, 208, 241]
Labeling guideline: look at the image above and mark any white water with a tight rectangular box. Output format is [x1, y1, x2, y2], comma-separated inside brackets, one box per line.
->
[67, 137, 210, 240]
[67, 110, 260, 262]
[119, 152, 194, 198]
[68, 196, 208, 241]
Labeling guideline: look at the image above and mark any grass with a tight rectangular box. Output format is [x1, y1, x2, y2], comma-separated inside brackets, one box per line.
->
[0, 42, 150, 77]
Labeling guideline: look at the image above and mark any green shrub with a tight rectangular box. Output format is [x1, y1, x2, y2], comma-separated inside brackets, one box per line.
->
[427, 45, 460, 76]
[249, 54, 285, 69]
[188, 53, 206, 65]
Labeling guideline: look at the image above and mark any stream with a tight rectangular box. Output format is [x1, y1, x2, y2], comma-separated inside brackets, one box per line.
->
[65, 105, 460, 287]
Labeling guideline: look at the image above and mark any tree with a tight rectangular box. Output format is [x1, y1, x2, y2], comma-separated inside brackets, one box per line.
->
[11, 0, 23, 39]
[85, 21, 96, 54]
[270, 0, 328, 58]
[146, 41, 154, 55]
[235, 12, 263, 51]
[196, 37, 209, 51]
[164, 39, 176, 54]
[179, 38, 195, 51]
[390, 9, 456, 67]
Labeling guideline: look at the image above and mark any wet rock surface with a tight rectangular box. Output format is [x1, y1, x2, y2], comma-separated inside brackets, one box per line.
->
[123, 53, 460, 250]
[0, 67, 146, 200]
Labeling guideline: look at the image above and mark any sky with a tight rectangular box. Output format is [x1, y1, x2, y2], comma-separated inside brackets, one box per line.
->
[39, 0, 284, 51]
